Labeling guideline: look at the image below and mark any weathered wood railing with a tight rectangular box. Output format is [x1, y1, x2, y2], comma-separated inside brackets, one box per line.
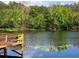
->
[0, 33, 24, 58]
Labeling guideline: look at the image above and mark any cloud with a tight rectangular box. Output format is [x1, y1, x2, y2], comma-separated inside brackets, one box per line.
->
[2, 1, 9, 4]
[2, 1, 77, 6]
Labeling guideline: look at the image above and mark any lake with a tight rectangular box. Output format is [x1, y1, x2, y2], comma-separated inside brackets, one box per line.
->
[6, 32, 79, 58]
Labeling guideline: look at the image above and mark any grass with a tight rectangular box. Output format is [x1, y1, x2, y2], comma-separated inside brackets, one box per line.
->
[0, 28, 79, 33]
[0, 28, 19, 33]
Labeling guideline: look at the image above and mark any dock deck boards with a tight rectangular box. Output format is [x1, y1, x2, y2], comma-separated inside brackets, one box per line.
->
[0, 45, 6, 49]
[0, 34, 24, 58]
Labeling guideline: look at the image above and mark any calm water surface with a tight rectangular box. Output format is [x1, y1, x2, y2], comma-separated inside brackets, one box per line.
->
[23, 32, 79, 58]
[7, 32, 79, 58]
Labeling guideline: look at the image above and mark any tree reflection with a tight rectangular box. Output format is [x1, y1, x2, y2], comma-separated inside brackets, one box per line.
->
[25, 32, 79, 52]
[66, 32, 79, 48]
[49, 32, 69, 51]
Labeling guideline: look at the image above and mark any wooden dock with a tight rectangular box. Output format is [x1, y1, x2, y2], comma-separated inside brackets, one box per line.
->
[0, 33, 24, 58]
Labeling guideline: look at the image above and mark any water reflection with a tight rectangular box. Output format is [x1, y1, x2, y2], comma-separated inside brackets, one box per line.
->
[48, 32, 68, 51]
[26, 32, 79, 51]
[24, 32, 79, 57]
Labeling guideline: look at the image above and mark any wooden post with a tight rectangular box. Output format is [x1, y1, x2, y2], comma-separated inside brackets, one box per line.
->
[5, 35, 7, 43]
[4, 34, 8, 58]
[4, 48, 7, 58]
[21, 34, 24, 57]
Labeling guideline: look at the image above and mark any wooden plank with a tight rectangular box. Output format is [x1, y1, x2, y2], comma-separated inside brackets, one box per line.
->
[0, 35, 6, 39]
[5, 41, 22, 47]
[0, 42, 22, 49]
[11, 42, 22, 46]
[11, 50, 23, 57]
[7, 34, 17, 37]
[0, 45, 6, 49]
[7, 39, 18, 42]
[0, 42, 7, 45]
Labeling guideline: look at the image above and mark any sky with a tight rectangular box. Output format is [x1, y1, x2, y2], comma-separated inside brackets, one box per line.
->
[3, 1, 77, 6]
[27, 1, 76, 6]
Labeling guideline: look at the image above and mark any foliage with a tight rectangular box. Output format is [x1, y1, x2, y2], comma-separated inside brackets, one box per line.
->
[0, 2, 79, 31]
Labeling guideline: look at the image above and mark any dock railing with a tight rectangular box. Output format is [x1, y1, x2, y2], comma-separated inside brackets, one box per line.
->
[0, 33, 24, 58]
